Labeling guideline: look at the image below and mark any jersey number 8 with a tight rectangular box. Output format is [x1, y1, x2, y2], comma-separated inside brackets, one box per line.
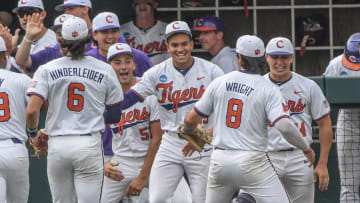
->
[68, 83, 85, 112]
[0, 92, 10, 122]
[226, 98, 244, 128]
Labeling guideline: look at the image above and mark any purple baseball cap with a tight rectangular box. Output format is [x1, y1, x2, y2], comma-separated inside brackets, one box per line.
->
[194, 16, 225, 32]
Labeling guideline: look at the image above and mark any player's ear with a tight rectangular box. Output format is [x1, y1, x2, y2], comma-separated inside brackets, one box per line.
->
[40, 10, 46, 20]
[216, 31, 223, 40]
[237, 54, 242, 69]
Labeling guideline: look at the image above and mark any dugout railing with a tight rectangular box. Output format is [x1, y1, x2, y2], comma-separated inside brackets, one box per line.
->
[27, 77, 360, 203]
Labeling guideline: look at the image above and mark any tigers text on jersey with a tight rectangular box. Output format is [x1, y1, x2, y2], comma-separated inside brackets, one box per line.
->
[27, 56, 123, 136]
[194, 70, 289, 151]
[131, 56, 224, 134]
[0, 70, 31, 141]
[120, 21, 170, 65]
[109, 95, 160, 158]
[264, 72, 331, 151]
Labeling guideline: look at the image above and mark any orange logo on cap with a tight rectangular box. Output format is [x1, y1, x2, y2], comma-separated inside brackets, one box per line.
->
[72, 32, 78, 38]
[59, 15, 66, 23]
[20, 0, 27, 4]
[255, 49, 260, 55]
[106, 15, 113, 23]
[172, 22, 180, 30]
[276, 40, 284, 48]
[115, 44, 123, 50]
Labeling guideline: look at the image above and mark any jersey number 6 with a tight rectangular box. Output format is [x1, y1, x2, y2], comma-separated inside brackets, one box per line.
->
[68, 83, 85, 112]
[226, 98, 244, 128]
[0, 92, 10, 122]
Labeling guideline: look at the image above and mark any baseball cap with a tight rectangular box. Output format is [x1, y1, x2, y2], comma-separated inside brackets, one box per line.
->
[52, 14, 73, 29]
[62, 16, 88, 41]
[107, 43, 134, 62]
[234, 35, 265, 57]
[55, 0, 92, 11]
[165, 21, 192, 41]
[266, 37, 294, 55]
[193, 16, 225, 32]
[12, 0, 44, 14]
[342, 32, 360, 70]
[92, 12, 120, 32]
[0, 37, 7, 52]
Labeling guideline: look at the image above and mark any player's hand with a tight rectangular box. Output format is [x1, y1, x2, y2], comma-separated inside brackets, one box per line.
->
[126, 176, 146, 197]
[104, 162, 124, 181]
[29, 134, 40, 145]
[303, 148, 315, 167]
[314, 163, 329, 191]
[11, 28, 20, 51]
[182, 141, 197, 157]
[25, 13, 44, 42]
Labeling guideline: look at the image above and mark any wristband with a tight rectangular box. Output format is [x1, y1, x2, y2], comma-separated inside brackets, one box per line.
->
[27, 126, 38, 138]
[24, 37, 34, 44]
[182, 126, 195, 134]
[303, 146, 312, 154]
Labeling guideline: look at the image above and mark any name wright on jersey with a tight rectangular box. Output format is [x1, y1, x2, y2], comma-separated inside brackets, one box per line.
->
[225, 82, 255, 96]
[49, 67, 104, 84]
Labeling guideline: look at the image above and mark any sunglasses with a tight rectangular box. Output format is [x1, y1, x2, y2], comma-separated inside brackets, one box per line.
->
[17, 8, 42, 18]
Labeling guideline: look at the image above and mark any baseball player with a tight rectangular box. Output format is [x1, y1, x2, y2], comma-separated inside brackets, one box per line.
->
[182, 35, 315, 203]
[100, 43, 162, 203]
[324, 32, 360, 203]
[25, 17, 123, 203]
[193, 16, 238, 73]
[264, 37, 333, 203]
[87, 11, 153, 164]
[120, 0, 170, 65]
[0, 36, 31, 203]
[122, 21, 224, 203]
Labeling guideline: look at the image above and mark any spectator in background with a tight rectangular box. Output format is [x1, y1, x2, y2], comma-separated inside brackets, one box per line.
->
[0, 11, 13, 27]
[193, 16, 238, 73]
[120, 0, 170, 65]
[323, 32, 360, 203]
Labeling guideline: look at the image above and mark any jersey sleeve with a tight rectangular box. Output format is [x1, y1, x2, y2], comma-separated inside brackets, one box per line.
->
[22, 74, 32, 103]
[26, 65, 49, 101]
[131, 68, 157, 100]
[105, 66, 124, 106]
[309, 81, 331, 121]
[194, 78, 218, 117]
[148, 95, 160, 122]
[323, 59, 339, 76]
[211, 64, 225, 79]
[265, 83, 290, 125]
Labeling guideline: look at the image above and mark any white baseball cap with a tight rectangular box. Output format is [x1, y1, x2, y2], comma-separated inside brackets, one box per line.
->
[266, 37, 294, 55]
[235, 35, 265, 57]
[0, 37, 7, 52]
[62, 16, 88, 41]
[55, 0, 92, 11]
[12, 0, 44, 13]
[52, 14, 73, 28]
[92, 12, 120, 32]
[165, 21, 192, 41]
[107, 43, 134, 62]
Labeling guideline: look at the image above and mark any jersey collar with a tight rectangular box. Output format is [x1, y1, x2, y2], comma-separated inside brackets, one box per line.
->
[268, 73, 293, 86]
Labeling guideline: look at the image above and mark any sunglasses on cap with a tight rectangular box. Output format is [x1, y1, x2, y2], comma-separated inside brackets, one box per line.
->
[18, 8, 42, 18]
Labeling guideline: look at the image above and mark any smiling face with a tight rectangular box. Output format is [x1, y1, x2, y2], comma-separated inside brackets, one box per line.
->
[266, 54, 294, 82]
[93, 28, 120, 58]
[109, 53, 136, 87]
[167, 33, 194, 69]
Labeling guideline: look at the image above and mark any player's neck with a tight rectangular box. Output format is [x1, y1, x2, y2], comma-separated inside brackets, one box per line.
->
[121, 77, 137, 93]
[135, 16, 155, 29]
[270, 72, 292, 83]
[209, 41, 225, 56]
[173, 57, 194, 70]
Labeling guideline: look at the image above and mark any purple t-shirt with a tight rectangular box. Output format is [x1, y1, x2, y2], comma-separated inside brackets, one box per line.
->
[86, 47, 153, 156]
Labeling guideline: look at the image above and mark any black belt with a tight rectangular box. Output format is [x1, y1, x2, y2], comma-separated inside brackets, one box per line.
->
[278, 148, 294, 152]
[215, 147, 225, 150]
[11, 138, 22, 144]
[165, 130, 185, 140]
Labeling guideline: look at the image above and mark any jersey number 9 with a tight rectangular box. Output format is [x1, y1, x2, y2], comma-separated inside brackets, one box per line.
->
[68, 83, 85, 112]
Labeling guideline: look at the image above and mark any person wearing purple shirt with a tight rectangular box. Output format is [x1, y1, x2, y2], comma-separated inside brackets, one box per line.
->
[89, 11, 153, 162]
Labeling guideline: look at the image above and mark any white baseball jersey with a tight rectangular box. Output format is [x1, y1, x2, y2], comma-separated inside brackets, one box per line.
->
[265, 72, 331, 151]
[131, 56, 224, 135]
[0, 69, 31, 141]
[29, 29, 57, 54]
[211, 46, 239, 73]
[27, 56, 123, 136]
[324, 54, 360, 77]
[120, 20, 170, 65]
[194, 71, 289, 151]
[110, 95, 160, 158]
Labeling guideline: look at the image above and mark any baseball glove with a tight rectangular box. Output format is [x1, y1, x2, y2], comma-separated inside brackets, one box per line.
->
[178, 124, 212, 152]
[29, 129, 48, 158]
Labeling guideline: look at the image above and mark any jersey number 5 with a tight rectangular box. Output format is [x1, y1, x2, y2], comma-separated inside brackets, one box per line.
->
[226, 98, 243, 128]
[68, 83, 85, 112]
[0, 92, 10, 122]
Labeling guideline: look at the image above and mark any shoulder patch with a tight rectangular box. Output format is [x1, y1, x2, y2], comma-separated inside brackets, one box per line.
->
[123, 32, 131, 39]
[159, 74, 167, 82]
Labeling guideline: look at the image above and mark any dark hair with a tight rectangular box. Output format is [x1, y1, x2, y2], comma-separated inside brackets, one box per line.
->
[59, 36, 91, 60]
[239, 54, 269, 75]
